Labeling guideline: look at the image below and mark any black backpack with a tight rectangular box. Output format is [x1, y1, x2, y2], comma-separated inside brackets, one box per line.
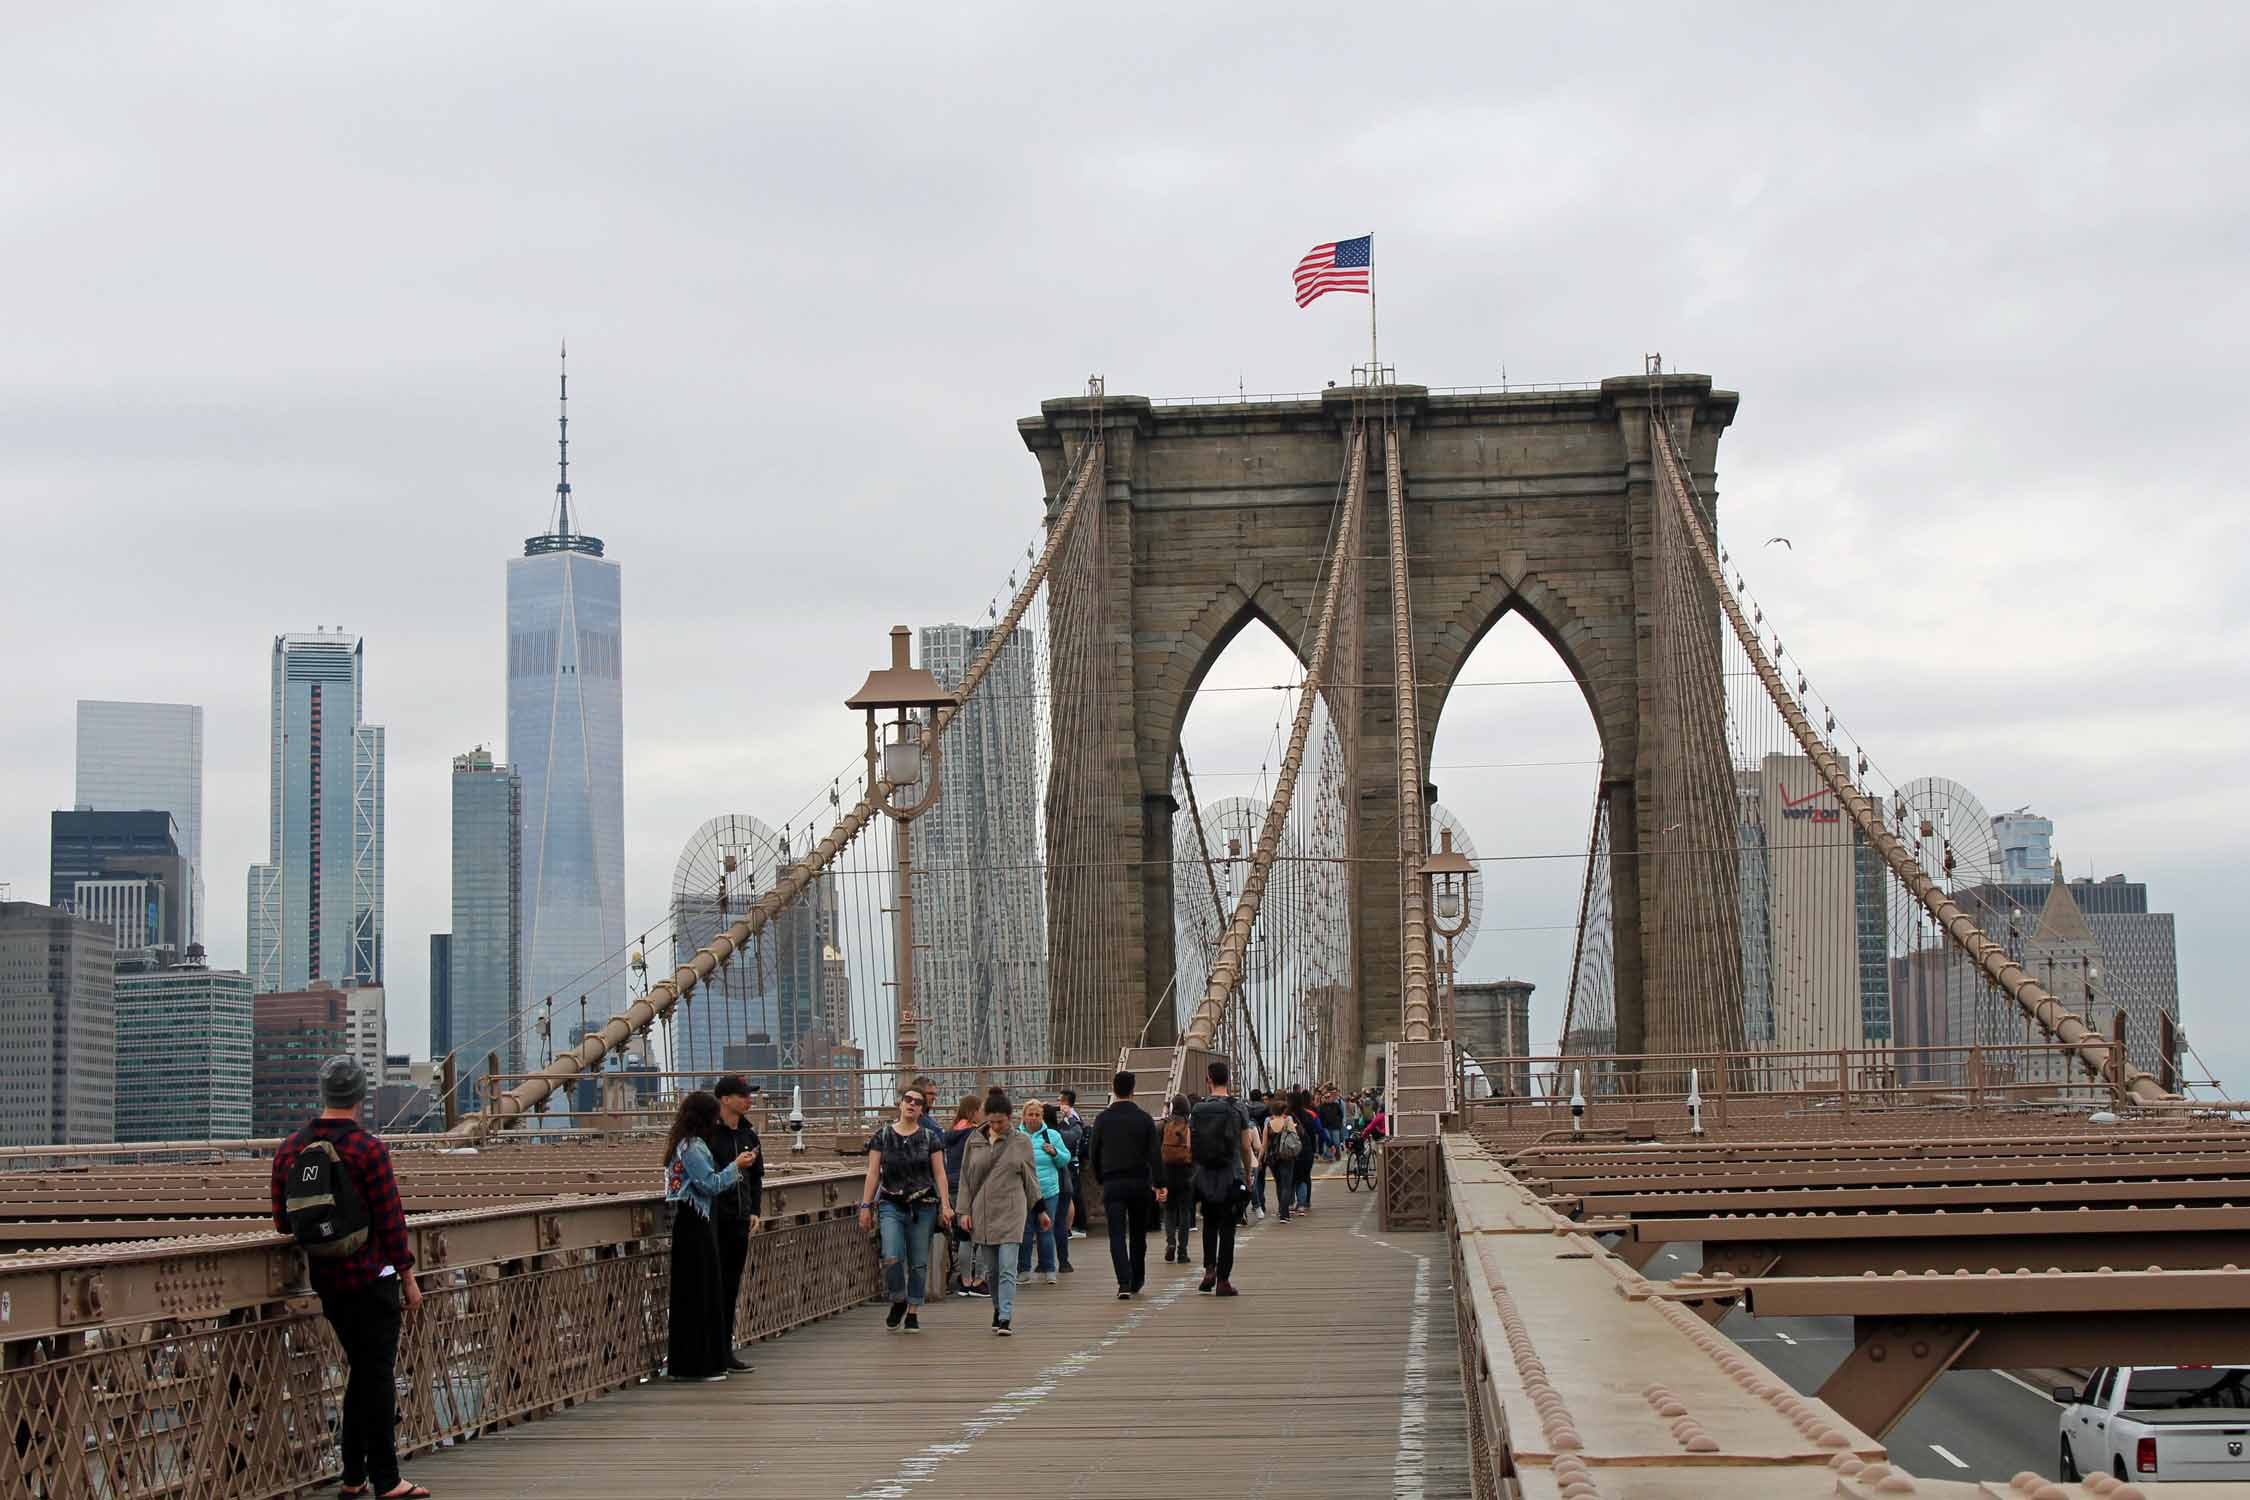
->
[1189, 1099, 1237, 1170]
[283, 1133, 370, 1260]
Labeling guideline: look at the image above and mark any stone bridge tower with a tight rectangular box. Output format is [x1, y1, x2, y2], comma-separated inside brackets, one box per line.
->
[1021, 375, 1739, 1082]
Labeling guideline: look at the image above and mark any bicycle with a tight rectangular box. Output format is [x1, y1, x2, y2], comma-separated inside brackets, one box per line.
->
[1343, 1135, 1374, 1192]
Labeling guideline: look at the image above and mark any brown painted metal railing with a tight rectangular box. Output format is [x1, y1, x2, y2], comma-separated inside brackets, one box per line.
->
[0, 1168, 872, 1499]
[1646, 413, 2169, 1103]
[459, 435, 1105, 1136]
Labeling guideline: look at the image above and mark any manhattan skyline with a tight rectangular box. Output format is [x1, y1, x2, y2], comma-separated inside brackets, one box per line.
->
[0, 7, 2240, 1090]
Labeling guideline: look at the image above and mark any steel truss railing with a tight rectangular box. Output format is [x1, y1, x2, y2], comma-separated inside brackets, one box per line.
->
[0, 1168, 873, 1500]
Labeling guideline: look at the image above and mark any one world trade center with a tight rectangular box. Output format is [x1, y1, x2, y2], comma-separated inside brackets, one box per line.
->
[508, 348, 626, 1030]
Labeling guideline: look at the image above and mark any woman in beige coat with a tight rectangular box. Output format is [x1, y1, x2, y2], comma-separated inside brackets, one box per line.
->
[958, 1090, 1048, 1336]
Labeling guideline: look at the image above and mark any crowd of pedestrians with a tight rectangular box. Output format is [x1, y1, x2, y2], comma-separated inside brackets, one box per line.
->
[653, 1060, 1386, 1355]
[266, 1047, 1390, 1497]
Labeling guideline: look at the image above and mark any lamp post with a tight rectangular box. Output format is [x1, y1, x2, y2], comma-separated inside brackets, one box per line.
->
[847, 625, 952, 1080]
[1422, 826, 1476, 1046]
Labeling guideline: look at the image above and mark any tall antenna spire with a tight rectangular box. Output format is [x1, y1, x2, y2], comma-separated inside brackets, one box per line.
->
[555, 340, 572, 535]
[523, 339, 604, 558]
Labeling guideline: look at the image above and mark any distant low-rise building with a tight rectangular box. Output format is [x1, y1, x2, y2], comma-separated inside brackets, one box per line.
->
[114, 947, 253, 1141]
[252, 986, 349, 1136]
[0, 901, 116, 1145]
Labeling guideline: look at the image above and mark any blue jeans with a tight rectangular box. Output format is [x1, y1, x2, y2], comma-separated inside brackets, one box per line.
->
[877, 1199, 937, 1306]
[1296, 1163, 1312, 1209]
[1018, 1193, 1061, 1274]
[975, 1243, 1021, 1322]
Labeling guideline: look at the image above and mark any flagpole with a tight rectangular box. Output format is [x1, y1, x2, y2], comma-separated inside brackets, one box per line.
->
[1368, 231, 1378, 383]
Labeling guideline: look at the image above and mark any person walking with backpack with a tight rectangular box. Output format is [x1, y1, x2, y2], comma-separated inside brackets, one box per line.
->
[663, 1091, 760, 1381]
[705, 1075, 764, 1373]
[269, 1056, 429, 1500]
[1289, 1088, 1323, 1215]
[1016, 1097, 1071, 1283]
[1188, 1059, 1260, 1296]
[958, 1089, 1047, 1335]
[1263, 1094, 1304, 1223]
[1158, 1094, 1197, 1263]
[1086, 1070, 1163, 1299]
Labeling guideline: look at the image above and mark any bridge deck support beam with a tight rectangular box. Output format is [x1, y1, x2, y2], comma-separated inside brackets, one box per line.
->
[1817, 1317, 1980, 1440]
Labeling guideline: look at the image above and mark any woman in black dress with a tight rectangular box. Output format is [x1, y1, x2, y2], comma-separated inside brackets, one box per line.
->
[662, 1091, 758, 1380]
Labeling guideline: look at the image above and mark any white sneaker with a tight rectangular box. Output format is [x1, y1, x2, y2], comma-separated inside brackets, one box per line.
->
[1070, 1229, 1088, 1239]
[1045, 1271, 1059, 1285]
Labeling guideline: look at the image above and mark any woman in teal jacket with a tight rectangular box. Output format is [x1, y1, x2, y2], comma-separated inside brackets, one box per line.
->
[1016, 1096, 1071, 1282]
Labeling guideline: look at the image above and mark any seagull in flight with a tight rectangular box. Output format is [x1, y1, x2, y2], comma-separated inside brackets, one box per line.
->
[1764, 536, 1793, 549]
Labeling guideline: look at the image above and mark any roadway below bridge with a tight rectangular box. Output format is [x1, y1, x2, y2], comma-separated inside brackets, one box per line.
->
[394, 1182, 1470, 1498]
[1641, 1241, 2064, 1485]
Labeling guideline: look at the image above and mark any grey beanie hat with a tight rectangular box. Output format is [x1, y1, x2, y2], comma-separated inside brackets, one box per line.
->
[319, 1054, 368, 1108]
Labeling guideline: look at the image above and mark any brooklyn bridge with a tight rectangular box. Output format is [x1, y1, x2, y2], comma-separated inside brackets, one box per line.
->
[3, 369, 2235, 1500]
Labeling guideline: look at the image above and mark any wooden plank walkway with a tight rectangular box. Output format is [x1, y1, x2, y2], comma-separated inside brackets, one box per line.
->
[396, 1180, 1470, 1498]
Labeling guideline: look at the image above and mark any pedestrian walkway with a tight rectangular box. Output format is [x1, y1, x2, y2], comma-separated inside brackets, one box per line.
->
[393, 1187, 1469, 1498]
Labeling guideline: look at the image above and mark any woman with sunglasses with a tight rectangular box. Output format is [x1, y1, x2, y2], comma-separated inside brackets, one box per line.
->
[856, 1083, 954, 1332]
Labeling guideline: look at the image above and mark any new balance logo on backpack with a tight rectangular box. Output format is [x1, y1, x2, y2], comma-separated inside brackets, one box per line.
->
[283, 1136, 370, 1259]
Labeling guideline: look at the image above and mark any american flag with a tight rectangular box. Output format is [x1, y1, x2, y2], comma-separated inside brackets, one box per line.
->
[1293, 234, 1372, 307]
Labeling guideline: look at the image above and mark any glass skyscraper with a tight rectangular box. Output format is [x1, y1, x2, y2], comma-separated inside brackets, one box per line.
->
[74, 700, 204, 945]
[448, 748, 523, 1108]
[508, 355, 626, 1023]
[247, 632, 385, 993]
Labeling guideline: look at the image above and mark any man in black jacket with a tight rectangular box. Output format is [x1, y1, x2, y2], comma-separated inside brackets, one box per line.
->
[707, 1075, 765, 1371]
[1087, 1070, 1164, 1299]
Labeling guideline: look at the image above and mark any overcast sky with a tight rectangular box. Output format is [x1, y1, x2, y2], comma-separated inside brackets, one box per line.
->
[4, 5, 2244, 1093]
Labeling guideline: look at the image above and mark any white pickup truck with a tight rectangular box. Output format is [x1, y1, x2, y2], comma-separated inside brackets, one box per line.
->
[2057, 1365, 2250, 1483]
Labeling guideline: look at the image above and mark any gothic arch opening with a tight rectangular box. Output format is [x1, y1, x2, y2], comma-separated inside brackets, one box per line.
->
[1168, 615, 1344, 1090]
[1425, 610, 1608, 1091]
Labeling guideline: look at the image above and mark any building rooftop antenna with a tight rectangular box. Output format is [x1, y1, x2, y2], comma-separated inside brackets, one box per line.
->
[525, 340, 604, 558]
[555, 340, 571, 537]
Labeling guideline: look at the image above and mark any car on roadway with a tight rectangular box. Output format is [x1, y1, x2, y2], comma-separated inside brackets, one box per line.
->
[2056, 1365, 2250, 1483]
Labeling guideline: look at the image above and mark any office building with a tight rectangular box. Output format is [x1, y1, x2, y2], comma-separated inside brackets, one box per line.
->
[910, 622, 1048, 1071]
[1456, 979, 1535, 1098]
[429, 933, 452, 1061]
[252, 986, 349, 1136]
[74, 701, 205, 946]
[447, 749, 523, 1109]
[247, 631, 386, 993]
[343, 984, 387, 1084]
[49, 809, 188, 957]
[114, 949, 253, 1141]
[1942, 864, 2181, 1083]
[1992, 809, 2055, 885]
[0, 902, 116, 1145]
[1740, 754, 1891, 1056]
[509, 354, 627, 1035]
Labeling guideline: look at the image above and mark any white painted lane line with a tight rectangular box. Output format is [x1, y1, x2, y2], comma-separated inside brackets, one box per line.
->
[1929, 1443, 1970, 1469]
[1993, 1369, 2066, 1404]
[1393, 1255, 1432, 1500]
[845, 1272, 1197, 1499]
[1775, 1330, 1797, 1345]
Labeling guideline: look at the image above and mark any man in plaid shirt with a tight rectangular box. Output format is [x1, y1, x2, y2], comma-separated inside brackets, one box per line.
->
[270, 1056, 428, 1499]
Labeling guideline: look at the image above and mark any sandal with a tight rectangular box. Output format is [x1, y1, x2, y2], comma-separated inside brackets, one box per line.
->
[377, 1487, 432, 1499]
